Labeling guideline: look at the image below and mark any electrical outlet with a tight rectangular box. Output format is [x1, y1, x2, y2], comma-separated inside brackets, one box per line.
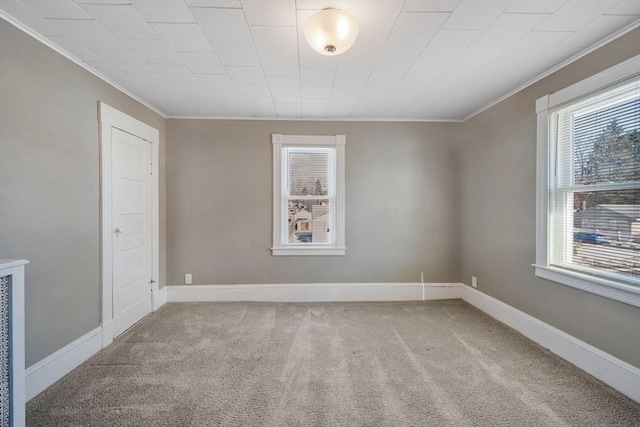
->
[185, 273, 192, 284]
[471, 276, 477, 288]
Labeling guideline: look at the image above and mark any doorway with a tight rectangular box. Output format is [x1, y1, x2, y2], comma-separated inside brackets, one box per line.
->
[99, 102, 160, 346]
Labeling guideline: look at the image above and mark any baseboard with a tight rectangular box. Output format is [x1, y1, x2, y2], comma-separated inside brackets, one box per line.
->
[153, 285, 167, 310]
[25, 326, 103, 401]
[460, 285, 640, 402]
[166, 282, 462, 303]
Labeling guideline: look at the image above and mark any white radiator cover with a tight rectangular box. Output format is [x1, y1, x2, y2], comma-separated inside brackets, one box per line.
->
[0, 260, 27, 427]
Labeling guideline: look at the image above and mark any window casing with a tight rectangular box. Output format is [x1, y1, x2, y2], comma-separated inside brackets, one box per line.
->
[535, 55, 640, 307]
[272, 134, 346, 256]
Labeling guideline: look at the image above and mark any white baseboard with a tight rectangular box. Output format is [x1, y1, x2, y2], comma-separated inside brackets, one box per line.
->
[460, 285, 640, 402]
[153, 285, 167, 310]
[26, 326, 103, 401]
[166, 282, 462, 303]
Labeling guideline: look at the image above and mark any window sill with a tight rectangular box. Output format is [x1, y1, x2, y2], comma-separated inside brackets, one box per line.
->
[271, 247, 346, 256]
[533, 264, 640, 307]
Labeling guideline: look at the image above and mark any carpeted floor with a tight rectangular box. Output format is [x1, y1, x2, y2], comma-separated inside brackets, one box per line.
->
[27, 300, 639, 426]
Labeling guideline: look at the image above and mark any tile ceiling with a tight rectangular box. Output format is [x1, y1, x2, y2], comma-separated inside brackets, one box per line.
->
[1, 0, 639, 120]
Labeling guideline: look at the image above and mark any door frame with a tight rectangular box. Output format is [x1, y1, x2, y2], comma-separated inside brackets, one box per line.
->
[99, 101, 160, 348]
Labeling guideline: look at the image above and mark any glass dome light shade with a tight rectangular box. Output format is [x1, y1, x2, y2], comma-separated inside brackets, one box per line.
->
[303, 8, 359, 56]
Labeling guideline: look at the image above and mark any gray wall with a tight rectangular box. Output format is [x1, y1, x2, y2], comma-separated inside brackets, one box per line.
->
[460, 28, 640, 368]
[0, 19, 167, 367]
[166, 119, 460, 285]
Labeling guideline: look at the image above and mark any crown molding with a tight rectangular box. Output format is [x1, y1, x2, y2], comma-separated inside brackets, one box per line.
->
[0, 12, 168, 119]
[165, 115, 463, 122]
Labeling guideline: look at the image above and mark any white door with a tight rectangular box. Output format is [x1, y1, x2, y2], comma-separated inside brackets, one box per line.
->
[111, 127, 153, 337]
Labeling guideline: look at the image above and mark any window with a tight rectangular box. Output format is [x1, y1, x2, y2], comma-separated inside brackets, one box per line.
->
[535, 55, 640, 306]
[272, 134, 346, 256]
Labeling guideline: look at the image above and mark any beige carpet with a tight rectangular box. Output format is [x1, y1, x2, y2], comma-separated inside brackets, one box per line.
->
[27, 300, 639, 426]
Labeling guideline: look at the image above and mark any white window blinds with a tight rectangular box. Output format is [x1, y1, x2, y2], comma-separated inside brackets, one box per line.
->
[284, 147, 334, 244]
[548, 78, 639, 283]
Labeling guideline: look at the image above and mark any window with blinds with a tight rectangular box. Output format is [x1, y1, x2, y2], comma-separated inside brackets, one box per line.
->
[548, 78, 639, 284]
[272, 134, 346, 256]
[284, 147, 334, 244]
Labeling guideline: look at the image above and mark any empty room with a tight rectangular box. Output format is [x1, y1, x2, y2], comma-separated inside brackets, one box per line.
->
[0, 0, 639, 426]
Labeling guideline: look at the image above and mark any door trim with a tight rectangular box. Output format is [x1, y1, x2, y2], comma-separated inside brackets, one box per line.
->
[98, 101, 160, 348]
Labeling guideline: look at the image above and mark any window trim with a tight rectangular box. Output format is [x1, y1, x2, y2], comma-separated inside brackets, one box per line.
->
[271, 134, 346, 256]
[534, 54, 640, 307]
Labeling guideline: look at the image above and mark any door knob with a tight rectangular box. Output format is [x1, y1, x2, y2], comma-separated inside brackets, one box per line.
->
[114, 227, 124, 234]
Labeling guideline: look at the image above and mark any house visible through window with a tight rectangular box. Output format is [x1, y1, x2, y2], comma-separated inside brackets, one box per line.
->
[535, 56, 640, 306]
[272, 134, 346, 256]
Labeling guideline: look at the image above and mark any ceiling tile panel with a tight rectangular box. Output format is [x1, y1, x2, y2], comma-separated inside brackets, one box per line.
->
[266, 75, 300, 91]
[535, 1, 619, 32]
[151, 23, 213, 52]
[123, 39, 181, 64]
[241, 0, 296, 26]
[191, 7, 251, 41]
[212, 41, 260, 66]
[250, 99, 277, 116]
[251, 26, 298, 56]
[351, 100, 380, 117]
[496, 30, 573, 64]
[260, 54, 300, 76]
[77, 4, 157, 39]
[196, 73, 237, 92]
[340, 29, 389, 60]
[47, 35, 102, 61]
[275, 103, 302, 117]
[272, 91, 301, 103]
[131, 0, 196, 23]
[90, 49, 152, 72]
[302, 99, 329, 117]
[301, 85, 332, 99]
[326, 103, 354, 118]
[506, 1, 567, 14]
[168, 82, 211, 98]
[335, 60, 375, 77]
[151, 63, 199, 83]
[555, 14, 638, 47]
[46, 19, 126, 49]
[0, 0, 68, 35]
[605, 1, 640, 16]
[177, 52, 226, 74]
[227, 66, 266, 84]
[347, 1, 404, 29]
[73, 0, 131, 4]
[296, 1, 350, 10]
[366, 68, 406, 86]
[387, 12, 449, 44]
[441, 0, 511, 30]
[22, 0, 91, 19]
[332, 75, 367, 92]
[403, 1, 459, 13]
[237, 84, 271, 99]
[300, 67, 336, 86]
[330, 91, 360, 103]
[187, 97, 226, 116]
[376, 42, 424, 68]
[360, 85, 395, 101]
[474, 13, 551, 48]
[185, 0, 241, 7]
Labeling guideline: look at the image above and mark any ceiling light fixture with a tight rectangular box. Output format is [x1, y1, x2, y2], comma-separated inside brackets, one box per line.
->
[303, 8, 359, 56]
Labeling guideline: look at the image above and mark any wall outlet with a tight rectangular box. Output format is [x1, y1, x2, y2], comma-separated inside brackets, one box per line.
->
[471, 276, 477, 288]
[185, 273, 192, 284]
